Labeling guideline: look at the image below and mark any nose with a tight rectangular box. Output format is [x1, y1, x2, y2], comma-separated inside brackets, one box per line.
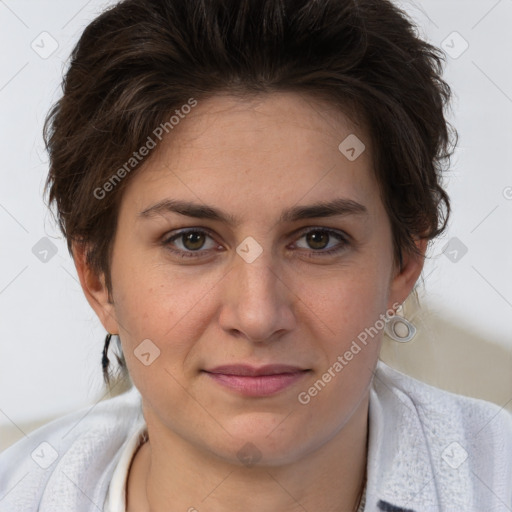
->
[218, 247, 296, 343]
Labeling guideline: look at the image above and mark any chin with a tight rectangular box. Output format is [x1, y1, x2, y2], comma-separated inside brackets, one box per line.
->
[216, 415, 314, 466]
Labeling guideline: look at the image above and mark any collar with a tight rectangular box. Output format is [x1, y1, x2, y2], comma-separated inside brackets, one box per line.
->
[364, 358, 505, 512]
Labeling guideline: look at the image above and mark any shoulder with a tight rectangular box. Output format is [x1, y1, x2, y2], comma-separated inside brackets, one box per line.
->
[366, 360, 512, 510]
[0, 386, 144, 512]
[373, 359, 512, 439]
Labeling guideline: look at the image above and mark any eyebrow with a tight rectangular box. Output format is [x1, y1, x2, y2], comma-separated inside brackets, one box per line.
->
[138, 197, 368, 226]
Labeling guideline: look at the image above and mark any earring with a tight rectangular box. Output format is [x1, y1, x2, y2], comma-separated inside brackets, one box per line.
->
[102, 333, 113, 374]
[384, 315, 416, 343]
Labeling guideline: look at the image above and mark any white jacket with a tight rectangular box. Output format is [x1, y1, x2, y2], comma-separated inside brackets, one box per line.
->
[1, 360, 511, 511]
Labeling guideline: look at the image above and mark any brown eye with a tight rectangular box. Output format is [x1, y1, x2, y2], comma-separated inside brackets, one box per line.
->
[305, 231, 330, 250]
[181, 231, 206, 251]
[163, 229, 218, 258]
[294, 228, 350, 257]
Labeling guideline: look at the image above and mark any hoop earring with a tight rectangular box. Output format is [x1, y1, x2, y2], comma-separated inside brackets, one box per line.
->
[384, 315, 416, 343]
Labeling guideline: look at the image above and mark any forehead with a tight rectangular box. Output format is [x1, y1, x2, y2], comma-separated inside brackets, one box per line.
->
[119, 92, 379, 220]
[158, 92, 369, 156]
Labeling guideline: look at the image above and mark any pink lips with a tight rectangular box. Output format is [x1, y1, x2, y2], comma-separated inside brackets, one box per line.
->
[203, 364, 310, 397]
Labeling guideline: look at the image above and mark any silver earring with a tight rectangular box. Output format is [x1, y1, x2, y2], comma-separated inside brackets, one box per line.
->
[384, 315, 416, 343]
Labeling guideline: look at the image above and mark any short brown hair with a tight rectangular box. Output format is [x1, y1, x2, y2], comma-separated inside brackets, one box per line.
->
[43, 0, 456, 384]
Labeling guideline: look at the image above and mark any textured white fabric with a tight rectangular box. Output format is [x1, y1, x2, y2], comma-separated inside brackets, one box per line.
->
[366, 363, 512, 511]
[0, 359, 511, 512]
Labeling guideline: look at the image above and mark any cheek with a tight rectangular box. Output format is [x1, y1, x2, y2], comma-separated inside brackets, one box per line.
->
[296, 272, 387, 410]
[308, 264, 391, 343]
[111, 259, 219, 366]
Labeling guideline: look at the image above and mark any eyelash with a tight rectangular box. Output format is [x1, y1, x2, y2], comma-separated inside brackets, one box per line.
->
[161, 227, 350, 259]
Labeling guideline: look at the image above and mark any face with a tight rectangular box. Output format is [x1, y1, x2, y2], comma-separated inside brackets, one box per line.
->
[77, 92, 423, 466]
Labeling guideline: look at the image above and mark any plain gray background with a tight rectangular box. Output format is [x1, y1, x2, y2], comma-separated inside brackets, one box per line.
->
[0, 0, 511, 431]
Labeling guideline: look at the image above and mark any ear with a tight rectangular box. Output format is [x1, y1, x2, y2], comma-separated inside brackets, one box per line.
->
[387, 238, 427, 310]
[72, 242, 119, 335]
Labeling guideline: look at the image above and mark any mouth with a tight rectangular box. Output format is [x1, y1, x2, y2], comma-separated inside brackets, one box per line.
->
[204, 364, 308, 376]
[202, 364, 311, 397]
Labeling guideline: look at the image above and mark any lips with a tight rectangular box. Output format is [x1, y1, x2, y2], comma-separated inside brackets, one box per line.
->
[204, 364, 307, 376]
[202, 364, 310, 397]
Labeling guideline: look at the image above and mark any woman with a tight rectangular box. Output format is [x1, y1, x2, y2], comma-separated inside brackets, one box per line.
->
[0, 0, 511, 511]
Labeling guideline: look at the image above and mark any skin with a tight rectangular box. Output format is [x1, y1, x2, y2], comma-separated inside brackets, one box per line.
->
[74, 92, 425, 512]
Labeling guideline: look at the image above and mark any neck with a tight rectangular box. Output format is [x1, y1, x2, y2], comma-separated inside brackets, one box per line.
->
[126, 396, 369, 512]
